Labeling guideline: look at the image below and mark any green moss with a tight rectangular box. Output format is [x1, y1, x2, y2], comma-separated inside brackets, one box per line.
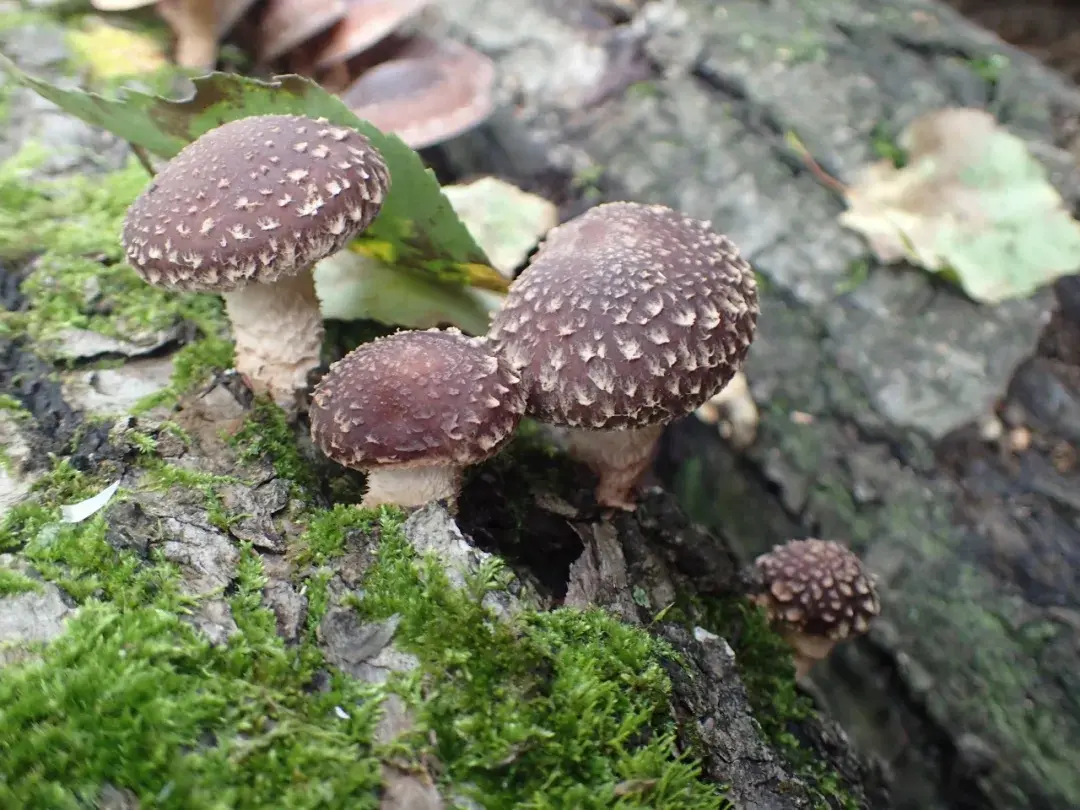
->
[0, 153, 231, 397]
[0, 568, 40, 596]
[230, 399, 317, 495]
[0, 394, 28, 415]
[294, 504, 387, 567]
[355, 516, 727, 809]
[0, 597, 386, 809]
[697, 598, 859, 810]
[0, 461, 101, 550]
[131, 336, 235, 413]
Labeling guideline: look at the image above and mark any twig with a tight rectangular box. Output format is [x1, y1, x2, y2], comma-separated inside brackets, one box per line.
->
[784, 131, 848, 198]
[130, 143, 156, 177]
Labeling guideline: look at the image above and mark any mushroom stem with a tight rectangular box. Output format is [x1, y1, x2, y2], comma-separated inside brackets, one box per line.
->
[562, 424, 665, 511]
[786, 632, 838, 680]
[360, 464, 463, 509]
[221, 269, 324, 413]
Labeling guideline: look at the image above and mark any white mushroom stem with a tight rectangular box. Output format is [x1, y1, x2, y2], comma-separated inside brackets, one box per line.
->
[360, 464, 464, 510]
[785, 632, 839, 680]
[561, 424, 665, 511]
[221, 269, 324, 413]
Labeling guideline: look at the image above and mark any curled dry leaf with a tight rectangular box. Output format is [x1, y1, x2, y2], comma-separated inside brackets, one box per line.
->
[839, 107, 1080, 304]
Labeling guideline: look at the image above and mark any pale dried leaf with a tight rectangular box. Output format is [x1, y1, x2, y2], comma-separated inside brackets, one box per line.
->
[839, 107, 1080, 303]
[60, 480, 121, 524]
[443, 177, 558, 278]
[693, 371, 758, 449]
[313, 250, 496, 334]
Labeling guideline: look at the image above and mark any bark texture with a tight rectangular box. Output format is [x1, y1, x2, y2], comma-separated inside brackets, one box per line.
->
[426, 1, 1080, 808]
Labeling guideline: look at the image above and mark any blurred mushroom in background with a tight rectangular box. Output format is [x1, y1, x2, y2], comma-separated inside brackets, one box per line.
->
[750, 538, 881, 680]
[92, 0, 498, 150]
[248, 0, 496, 150]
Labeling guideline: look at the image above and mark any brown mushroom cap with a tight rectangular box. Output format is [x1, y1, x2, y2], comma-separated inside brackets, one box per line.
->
[754, 539, 881, 642]
[257, 0, 347, 63]
[488, 201, 759, 430]
[121, 114, 390, 294]
[313, 0, 433, 71]
[309, 328, 526, 470]
[340, 36, 496, 150]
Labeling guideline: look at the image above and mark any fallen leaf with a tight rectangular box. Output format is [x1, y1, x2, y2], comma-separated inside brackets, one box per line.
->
[839, 107, 1080, 303]
[67, 17, 169, 80]
[313, 250, 495, 334]
[443, 176, 558, 278]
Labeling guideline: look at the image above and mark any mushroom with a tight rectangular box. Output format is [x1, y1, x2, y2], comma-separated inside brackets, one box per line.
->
[340, 36, 496, 150]
[751, 538, 881, 679]
[257, 0, 347, 64]
[312, 0, 434, 73]
[487, 201, 759, 510]
[122, 113, 391, 413]
[309, 328, 526, 509]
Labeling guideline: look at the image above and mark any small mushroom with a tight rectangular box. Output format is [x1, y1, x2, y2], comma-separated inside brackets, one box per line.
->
[312, 0, 433, 73]
[340, 36, 496, 150]
[751, 538, 881, 679]
[487, 201, 759, 510]
[122, 114, 390, 413]
[309, 328, 526, 509]
[257, 0, 347, 64]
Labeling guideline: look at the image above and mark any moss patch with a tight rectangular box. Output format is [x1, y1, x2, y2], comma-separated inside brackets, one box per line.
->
[357, 520, 728, 809]
[0, 567, 39, 596]
[0, 591, 386, 809]
[0, 150, 232, 398]
[0, 442, 728, 808]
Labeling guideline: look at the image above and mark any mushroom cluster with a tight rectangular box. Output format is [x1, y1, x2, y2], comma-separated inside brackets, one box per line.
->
[122, 113, 390, 413]
[751, 538, 881, 679]
[487, 201, 759, 510]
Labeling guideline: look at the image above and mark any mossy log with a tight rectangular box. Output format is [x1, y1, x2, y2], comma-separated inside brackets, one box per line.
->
[428, 1, 1080, 809]
[0, 6, 882, 810]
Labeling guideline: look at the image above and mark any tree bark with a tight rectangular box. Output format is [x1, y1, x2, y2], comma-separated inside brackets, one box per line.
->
[429, 1, 1080, 808]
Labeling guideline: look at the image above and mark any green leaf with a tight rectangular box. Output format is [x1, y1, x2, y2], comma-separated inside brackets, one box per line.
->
[838, 107, 1080, 304]
[0, 56, 506, 292]
[314, 250, 499, 336]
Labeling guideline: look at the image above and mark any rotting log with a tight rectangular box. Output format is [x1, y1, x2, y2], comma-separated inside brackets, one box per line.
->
[429, 1, 1080, 809]
[0, 6, 883, 809]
